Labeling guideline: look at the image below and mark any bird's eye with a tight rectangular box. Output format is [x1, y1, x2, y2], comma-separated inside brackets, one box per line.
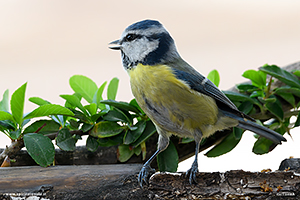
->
[125, 34, 138, 42]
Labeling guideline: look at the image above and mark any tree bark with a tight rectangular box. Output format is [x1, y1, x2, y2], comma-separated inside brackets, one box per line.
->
[0, 164, 299, 200]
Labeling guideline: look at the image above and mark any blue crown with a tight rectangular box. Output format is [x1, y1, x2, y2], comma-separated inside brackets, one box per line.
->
[126, 20, 162, 31]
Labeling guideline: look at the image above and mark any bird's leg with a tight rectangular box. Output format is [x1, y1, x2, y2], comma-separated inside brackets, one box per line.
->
[186, 140, 200, 184]
[138, 131, 170, 188]
[138, 149, 160, 188]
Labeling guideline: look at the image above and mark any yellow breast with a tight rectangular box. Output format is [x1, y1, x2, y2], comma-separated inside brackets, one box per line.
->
[128, 63, 219, 137]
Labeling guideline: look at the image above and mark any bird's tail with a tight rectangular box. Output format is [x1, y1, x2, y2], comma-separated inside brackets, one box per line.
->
[237, 120, 286, 144]
[222, 110, 286, 144]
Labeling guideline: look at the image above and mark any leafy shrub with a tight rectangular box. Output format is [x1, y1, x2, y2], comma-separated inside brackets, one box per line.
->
[0, 64, 299, 172]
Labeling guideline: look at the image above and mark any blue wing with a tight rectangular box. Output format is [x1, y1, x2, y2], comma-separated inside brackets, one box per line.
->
[172, 69, 237, 109]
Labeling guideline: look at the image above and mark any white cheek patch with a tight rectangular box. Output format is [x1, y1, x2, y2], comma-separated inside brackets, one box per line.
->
[122, 37, 159, 63]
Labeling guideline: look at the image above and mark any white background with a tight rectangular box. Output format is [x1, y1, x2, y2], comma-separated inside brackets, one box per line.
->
[1, 0, 300, 172]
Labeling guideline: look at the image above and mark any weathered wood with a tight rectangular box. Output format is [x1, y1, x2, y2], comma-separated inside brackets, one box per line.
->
[0, 165, 299, 199]
[0, 164, 148, 200]
[149, 171, 300, 199]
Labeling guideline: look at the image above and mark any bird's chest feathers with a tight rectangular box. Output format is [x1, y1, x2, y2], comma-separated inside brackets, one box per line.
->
[128, 64, 185, 100]
[128, 64, 219, 134]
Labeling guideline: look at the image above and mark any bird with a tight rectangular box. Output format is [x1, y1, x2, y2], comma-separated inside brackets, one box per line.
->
[109, 19, 286, 187]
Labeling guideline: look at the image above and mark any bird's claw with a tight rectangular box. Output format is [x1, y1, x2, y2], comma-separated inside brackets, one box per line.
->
[138, 164, 155, 188]
[185, 162, 198, 184]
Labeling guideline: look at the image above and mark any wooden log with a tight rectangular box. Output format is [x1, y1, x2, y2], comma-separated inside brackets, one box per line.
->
[149, 170, 300, 199]
[0, 165, 300, 199]
[0, 164, 147, 200]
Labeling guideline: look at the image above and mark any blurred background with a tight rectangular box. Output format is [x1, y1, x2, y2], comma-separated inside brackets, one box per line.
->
[1, 0, 300, 172]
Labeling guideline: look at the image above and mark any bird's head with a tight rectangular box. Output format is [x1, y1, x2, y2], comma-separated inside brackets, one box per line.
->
[109, 19, 179, 69]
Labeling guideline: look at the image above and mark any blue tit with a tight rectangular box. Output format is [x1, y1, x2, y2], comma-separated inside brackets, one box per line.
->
[109, 19, 286, 187]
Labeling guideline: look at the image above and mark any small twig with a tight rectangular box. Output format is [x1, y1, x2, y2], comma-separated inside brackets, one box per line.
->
[34, 123, 47, 133]
[265, 76, 273, 99]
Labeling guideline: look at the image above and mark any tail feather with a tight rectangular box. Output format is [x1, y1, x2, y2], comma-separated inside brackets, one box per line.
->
[237, 121, 286, 144]
[222, 110, 286, 144]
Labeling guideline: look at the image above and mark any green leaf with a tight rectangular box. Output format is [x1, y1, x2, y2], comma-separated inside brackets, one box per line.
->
[101, 99, 141, 114]
[238, 101, 253, 114]
[129, 99, 144, 114]
[11, 83, 27, 126]
[102, 109, 131, 124]
[205, 131, 242, 157]
[223, 91, 260, 105]
[260, 65, 300, 88]
[98, 132, 125, 147]
[258, 96, 276, 104]
[0, 89, 9, 112]
[276, 92, 295, 107]
[107, 78, 119, 100]
[252, 137, 275, 155]
[91, 110, 108, 122]
[236, 84, 258, 93]
[10, 129, 22, 140]
[86, 136, 99, 152]
[0, 120, 15, 130]
[293, 70, 300, 77]
[90, 121, 124, 138]
[24, 104, 74, 119]
[29, 97, 51, 106]
[93, 81, 107, 107]
[55, 128, 76, 151]
[131, 120, 157, 147]
[117, 144, 134, 162]
[134, 145, 141, 156]
[233, 127, 243, 140]
[23, 120, 61, 134]
[242, 70, 266, 88]
[265, 98, 284, 121]
[207, 69, 220, 87]
[69, 75, 98, 103]
[71, 110, 90, 123]
[84, 103, 97, 116]
[157, 141, 178, 172]
[250, 90, 264, 98]
[60, 94, 88, 116]
[81, 123, 94, 132]
[275, 87, 300, 98]
[23, 133, 55, 167]
[0, 111, 14, 121]
[124, 121, 146, 144]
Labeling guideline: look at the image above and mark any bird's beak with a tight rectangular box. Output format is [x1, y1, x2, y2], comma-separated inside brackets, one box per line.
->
[109, 39, 121, 50]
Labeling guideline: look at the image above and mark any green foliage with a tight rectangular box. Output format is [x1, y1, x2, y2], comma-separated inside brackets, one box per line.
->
[219, 64, 299, 155]
[69, 75, 98, 103]
[207, 69, 220, 87]
[11, 83, 27, 126]
[157, 141, 178, 172]
[0, 75, 156, 168]
[0, 90, 9, 112]
[23, 133, 55, 167]
[0, 65, 298, 172]
[56, 128, 77, 151]
[186, 66, 298, 158]
[205, 128, 243, 157]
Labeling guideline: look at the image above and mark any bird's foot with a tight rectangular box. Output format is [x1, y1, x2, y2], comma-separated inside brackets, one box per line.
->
[138, 163, 156, 188]
[185, 161, 199, 184]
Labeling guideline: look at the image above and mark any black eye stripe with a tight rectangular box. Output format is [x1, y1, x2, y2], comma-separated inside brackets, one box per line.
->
[124, 34, 141, 42]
